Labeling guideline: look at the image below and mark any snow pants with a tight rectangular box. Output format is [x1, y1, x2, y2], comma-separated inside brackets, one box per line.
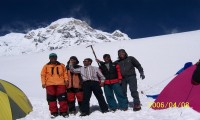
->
[46, 85, 68, 114]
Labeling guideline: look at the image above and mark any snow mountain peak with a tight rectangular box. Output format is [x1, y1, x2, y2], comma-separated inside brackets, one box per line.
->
[0, 18, 131, 56]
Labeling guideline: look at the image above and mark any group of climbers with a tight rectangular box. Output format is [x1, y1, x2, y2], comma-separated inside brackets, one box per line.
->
[40, 49, 145, 118]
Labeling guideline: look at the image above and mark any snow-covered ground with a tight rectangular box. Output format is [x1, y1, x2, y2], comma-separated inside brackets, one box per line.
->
[1, 30, 200, 120]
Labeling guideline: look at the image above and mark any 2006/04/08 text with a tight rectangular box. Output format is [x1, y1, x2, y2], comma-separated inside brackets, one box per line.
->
[148, 102, 190, 108]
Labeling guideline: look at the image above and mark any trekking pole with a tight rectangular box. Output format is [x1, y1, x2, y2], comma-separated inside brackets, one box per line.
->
[86, 45, 100, 66]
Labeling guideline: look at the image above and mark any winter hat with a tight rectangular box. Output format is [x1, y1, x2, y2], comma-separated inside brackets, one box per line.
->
[69, 56, 79, 64]
[103, 54, 110, 58]
[49, 53, 57, 58]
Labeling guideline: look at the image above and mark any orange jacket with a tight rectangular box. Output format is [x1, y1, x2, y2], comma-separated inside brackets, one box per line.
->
[41, 61, 68, 86]
[66, 69, 82, 89]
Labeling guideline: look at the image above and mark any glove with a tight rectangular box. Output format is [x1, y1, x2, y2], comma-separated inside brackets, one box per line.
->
[140, 74, 145, 80]
[42, 84, 46, 89]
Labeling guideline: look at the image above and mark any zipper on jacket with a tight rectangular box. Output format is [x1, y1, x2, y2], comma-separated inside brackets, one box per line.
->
[56, 67, 59, 75]
[51, 67, 54, 75]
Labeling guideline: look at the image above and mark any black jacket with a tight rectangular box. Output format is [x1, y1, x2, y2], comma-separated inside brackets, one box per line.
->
[115, 56, 144, 77]
[99, 62, 118, 80]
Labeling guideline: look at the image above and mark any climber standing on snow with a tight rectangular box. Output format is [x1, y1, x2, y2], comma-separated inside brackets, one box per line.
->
[66, 56, 83, 115]
[96, 54, 128, 112]
[69, 58, 109, 116]
[115, 49, 145, 111]
[40, 53, 69, 118]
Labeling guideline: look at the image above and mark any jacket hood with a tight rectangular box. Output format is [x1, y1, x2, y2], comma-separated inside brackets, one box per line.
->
[67, 56, 79, 65]
[118, 49, 128, 60]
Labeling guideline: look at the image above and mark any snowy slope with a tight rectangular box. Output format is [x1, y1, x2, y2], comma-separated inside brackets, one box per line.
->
[0, 30, 200, 120]
[0, 18, 130, 56]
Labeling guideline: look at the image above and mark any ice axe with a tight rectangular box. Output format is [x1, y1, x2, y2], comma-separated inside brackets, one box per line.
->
[86, 45, 100, 66]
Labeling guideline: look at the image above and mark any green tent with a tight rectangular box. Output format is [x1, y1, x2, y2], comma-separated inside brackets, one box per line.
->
[0, 79, 33, 120]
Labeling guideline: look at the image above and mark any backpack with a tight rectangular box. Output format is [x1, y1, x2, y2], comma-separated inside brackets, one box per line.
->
[192, 63, 200, 84]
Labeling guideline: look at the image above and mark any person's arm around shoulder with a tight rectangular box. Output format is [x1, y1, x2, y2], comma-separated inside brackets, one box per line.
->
[69, 62, 81, 73]
[96, 66, 106, 87]
[113, 60, 119, 64]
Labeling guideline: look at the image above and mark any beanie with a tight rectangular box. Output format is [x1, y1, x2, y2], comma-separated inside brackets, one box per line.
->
[49, 53, 57, 58]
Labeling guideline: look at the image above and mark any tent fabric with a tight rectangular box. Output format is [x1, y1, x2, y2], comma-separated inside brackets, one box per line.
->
[146, 94, 159, 99]
[0, 91, 12, 120]
[0, 79, 33, 120]
[175, 62, 193, 75]
[151, 65, 200, 112]
[146, 62, 193, 100]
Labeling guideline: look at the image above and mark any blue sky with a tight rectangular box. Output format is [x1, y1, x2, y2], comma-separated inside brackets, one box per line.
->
[0, 0, 200, 38]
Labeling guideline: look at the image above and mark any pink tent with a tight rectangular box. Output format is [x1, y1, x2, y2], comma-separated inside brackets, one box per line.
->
[151, 65, 200, 112]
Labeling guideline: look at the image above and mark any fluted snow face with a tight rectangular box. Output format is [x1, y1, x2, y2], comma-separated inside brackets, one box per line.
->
[0, 18, 131, 56]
